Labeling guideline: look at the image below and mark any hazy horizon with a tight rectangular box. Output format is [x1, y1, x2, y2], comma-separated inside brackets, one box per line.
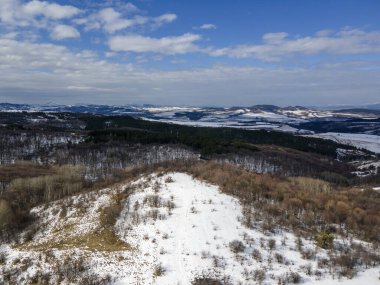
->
[1, 100, 380, 110]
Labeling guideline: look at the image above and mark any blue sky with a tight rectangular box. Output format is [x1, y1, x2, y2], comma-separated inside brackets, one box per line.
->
[0, 0, 380, 106]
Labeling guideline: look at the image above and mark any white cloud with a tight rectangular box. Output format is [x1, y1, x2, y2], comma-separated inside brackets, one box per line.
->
[262, 32, 288, 44]
[94, 1, 140, 14]
[120, 2, 140, 14]
[74, 5, 177, 34]
[22, 0, 80, 20]
[211, 28, 380, 61]
[75, 7, 148, 33]
[50, 24, 80, 40]
[99, 7, 142, 33]
[0, 0, 80, 27]
[0, 0, 20, 25]
[108, 33, 201, 55]
[199, 24, 216, 30]
[153, 13, 177, 28]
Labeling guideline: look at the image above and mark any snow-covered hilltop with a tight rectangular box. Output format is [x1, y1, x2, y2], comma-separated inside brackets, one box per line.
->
[1, 172, 378, 284]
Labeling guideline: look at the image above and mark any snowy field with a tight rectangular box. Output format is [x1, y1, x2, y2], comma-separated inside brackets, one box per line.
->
[143, 117, 302, 133]
[0, 173, 379, 284]
[306, 132, 380, 153]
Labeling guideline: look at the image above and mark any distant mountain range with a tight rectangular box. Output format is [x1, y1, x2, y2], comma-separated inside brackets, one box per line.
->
[1, 102, 380, 135]
[1, 102, 380, 117]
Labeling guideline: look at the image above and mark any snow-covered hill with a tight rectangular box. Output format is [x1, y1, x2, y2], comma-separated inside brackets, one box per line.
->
[306, 133, 380, 154]
[1, 172, 378, 284]
[1, 103, 379, 135]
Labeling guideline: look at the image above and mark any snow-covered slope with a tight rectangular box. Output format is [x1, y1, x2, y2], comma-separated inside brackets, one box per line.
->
[115, 173, 379, 285]
[0, 173, 379, 284]
[307, 133, 380, 153]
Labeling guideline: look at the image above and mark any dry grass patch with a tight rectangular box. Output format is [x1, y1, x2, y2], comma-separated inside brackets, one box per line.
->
[15, 229, 132, 252]
[52, 222, 75, 234]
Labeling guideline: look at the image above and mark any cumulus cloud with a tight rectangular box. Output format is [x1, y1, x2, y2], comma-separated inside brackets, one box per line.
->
[96, 7, 147, 33]
[199, 24, 216, 30]
[74, 6, 176, 34]
[22, 0, 80, 20]
[152, 13, 177, 28]
[119, 2, 140, 14]
[211, 28, 380, 61]
[50, 24, 80, 40]
[0, 0, 80, 26]
[108, 33, 201, 55]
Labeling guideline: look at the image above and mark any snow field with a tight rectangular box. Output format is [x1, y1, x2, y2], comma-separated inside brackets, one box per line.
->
[115, 173, 380, 284]
[307, 133, 380, 154]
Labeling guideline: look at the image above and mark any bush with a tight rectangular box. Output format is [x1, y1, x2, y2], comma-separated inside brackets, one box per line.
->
[146, 195, 160, 208]
[165, 176, 174, 183]
[275, 253, 284, 263]
[153, 263, 166, 277]
[229, 240, 245, 254]
[268, 239, 276, 250]
[192, 278, 223, 285]
[252, 248, 262, 262]
[253, 269, 266, 284]
[281, 271, 301, 284]
[0, 252, 6, 264]
[315, 231, 334, 249]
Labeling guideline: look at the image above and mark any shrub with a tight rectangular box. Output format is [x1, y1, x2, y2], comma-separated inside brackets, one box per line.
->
[275, 253, 284, 263]
[192, 278, 223, 285]
[146, 195, 160, 208]
[284, 271, 301, 284]
[315, 231, 334, 249]
[153, 263, 166, 277]
[302, 250, 315, 261]
[332, 252, 358, 278]
[165, 176, 174, 183]
[252, 248, 262, 262]
[190, 206, 198, 214]
[0, 252, 6, 264]
[253, 269, 266, 284]
[229, 240, 245, 254]
[268, 239, 276, 250]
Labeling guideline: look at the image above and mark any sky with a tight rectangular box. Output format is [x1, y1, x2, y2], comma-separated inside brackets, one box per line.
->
[0, 0, 380, 107]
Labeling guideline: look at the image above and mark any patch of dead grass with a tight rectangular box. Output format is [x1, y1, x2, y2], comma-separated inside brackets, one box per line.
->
[15, 229, 132, 252]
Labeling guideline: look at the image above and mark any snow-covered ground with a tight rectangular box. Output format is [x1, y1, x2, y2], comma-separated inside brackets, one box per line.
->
[143, 117, 304, 133]
[350, 160, 380, 176]
[306, 132, 380, 153]
[0, 173, 379, 284]
[115, 173, 380, 285]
